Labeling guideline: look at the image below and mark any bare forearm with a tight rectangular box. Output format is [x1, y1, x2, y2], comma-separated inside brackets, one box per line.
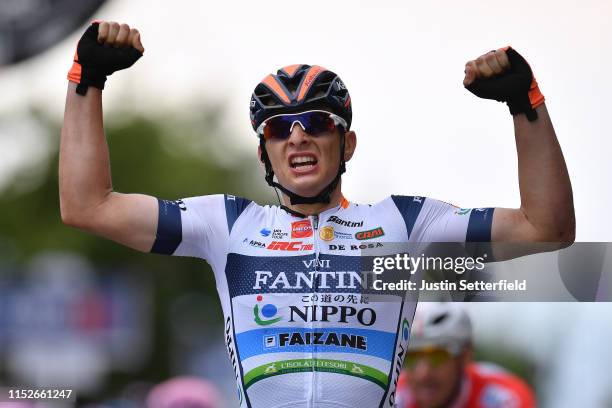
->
[514, 104, 575, 240]
[58, 22, 158, 252]
[59, 82, 112, 224]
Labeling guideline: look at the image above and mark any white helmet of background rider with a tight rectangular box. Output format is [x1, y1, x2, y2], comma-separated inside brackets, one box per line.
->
[409, 303, 472, 354]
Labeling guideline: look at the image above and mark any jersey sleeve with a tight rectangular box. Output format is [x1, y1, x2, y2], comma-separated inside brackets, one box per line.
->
[391, 195, 494, 242]
[150, 194, 252, 263]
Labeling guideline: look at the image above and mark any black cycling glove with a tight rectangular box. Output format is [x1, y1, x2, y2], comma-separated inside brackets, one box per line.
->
[465, 47, 545, 122]
[67, 22, 142, 95]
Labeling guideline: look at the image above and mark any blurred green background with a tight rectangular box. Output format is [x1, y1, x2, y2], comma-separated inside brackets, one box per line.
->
[0, 105, 277, 405]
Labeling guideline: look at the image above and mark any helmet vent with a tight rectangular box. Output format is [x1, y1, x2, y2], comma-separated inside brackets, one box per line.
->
[254, 84, 281, 107]
[309, 71, 336, 98]
[282, 75, 303, 95]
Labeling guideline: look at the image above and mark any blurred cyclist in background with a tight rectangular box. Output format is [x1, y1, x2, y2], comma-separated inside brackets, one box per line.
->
[396, 303, 535, 408]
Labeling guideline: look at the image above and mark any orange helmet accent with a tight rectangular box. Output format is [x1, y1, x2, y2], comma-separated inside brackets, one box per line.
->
[281, 64, 301, 77]
[261, 74, 291, 104]
[297, 65, 326, 102]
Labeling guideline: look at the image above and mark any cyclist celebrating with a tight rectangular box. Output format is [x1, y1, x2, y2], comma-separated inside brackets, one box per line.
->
[396, 303, 536, 408]
[59, 21, 574, 408]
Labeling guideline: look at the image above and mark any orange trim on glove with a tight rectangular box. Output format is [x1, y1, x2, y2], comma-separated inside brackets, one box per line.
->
[504, 45, 545, 109]
[528, 77, 545, 109]
[67, 50, 81, 83]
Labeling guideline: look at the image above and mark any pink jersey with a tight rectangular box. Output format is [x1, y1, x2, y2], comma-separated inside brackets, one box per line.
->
[396, 362, 536, 408]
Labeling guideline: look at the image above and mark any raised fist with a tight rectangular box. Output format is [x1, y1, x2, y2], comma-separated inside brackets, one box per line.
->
[464, 47, 544, 121]
[98, 21, 144, 52]
[67, 21, 144, 95]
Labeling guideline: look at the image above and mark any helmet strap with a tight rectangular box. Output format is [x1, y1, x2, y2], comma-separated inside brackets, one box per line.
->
[258, 132, 346, 206]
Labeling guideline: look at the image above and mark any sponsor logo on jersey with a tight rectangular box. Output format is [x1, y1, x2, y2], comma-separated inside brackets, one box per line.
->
[333, 230, 353, 240]
[302, 258, 331, 268]
[455, 208, 471, 215]
[225, 317, 241, 384]
[251, 240, 266, 248]
[319, 225, 335, 241]
[328, 242, 384, 251]
[289, 305, 377, 326]
[237, 385, 243, 405]
[267, 241, 313, 251]
[401, 318, 410, 341]
[272, 229, 289, 239]
[327, 215, 364, 228]
[264, 335, 277, 348]
[253, 295, 282, 326]
[244, 238, 266, 249]
[174, 199, 187, 211]
[260, 228, 289, 239]
[276, 331, 367, 350]
[254, 303, 376, 328]
[355, 227, 385, 240]
[388, 317, 411, 407]
[291, 220, 313, 238]
[253, 270, 365, 290]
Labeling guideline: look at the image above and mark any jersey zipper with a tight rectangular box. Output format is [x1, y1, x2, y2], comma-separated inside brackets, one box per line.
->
[310, 214, 319, 408]
[311, 214, 320, 269]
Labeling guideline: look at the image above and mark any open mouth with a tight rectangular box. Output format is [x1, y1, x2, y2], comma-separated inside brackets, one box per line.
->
[289, 154, 318, 171]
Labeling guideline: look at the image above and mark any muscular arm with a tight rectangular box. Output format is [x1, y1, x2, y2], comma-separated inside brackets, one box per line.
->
[492, 104, 575, 244]
[59, 23, 158, 252]
[463, 48, 575, 254]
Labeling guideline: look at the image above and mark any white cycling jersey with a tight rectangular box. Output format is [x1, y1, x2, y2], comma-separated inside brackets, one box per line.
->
[151, 195, 494, 408]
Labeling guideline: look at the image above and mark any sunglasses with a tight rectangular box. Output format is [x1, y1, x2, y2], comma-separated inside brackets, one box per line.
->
[257, 110, 348, 140]
[404, 348, 456, 370]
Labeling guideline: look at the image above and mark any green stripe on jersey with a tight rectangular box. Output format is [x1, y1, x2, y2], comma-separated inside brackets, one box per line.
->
[244, 358, 388, 390]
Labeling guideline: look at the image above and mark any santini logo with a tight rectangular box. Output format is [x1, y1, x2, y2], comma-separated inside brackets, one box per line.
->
[327, 216, 363, 228]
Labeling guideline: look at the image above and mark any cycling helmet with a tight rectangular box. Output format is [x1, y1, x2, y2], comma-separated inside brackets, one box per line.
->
[250, 64, 352, 207]
[250, 64, 352, 131]
[409, 303, 473, 353]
